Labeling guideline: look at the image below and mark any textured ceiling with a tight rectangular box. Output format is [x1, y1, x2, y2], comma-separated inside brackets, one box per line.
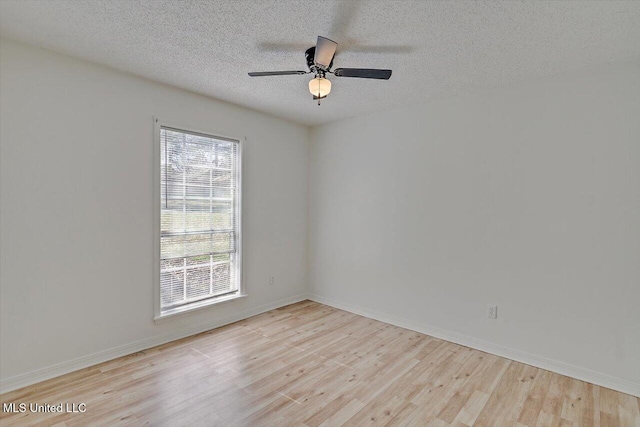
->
[1, 0, 639, 126]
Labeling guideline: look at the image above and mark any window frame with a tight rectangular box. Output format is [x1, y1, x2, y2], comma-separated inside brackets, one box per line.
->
[153, 117, 245, 322]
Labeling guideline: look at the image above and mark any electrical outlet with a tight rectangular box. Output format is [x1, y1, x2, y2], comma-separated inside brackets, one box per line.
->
[269, 276, 275, 286]
[487, 305, 498, 319]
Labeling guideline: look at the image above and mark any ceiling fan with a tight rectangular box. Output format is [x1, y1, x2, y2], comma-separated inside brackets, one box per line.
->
[248, 36, 392, 104]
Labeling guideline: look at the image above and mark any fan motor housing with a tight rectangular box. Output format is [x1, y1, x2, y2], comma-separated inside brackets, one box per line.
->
[305, 46, 333, 74]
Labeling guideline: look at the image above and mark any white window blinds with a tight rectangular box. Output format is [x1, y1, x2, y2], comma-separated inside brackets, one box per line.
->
[160, 126, 240, 313]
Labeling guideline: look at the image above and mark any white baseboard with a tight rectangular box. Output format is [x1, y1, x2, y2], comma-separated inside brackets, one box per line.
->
[0, 293, 310, 395]
[308, 293, 640, 398]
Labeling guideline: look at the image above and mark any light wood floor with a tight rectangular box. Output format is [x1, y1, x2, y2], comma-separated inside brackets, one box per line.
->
[1, 301, 638, 426]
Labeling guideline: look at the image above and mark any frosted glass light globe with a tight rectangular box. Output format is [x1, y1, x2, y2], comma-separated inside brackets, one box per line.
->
[309, 77, 331, 98]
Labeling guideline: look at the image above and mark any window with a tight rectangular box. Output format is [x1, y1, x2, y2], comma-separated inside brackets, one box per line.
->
[156, 122, 242, 319]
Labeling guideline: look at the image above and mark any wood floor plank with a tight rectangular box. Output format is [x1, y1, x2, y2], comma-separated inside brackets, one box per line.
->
[561, 377, 597, 426]
[541, 371, 574, 419]
[517, 369, 553, 426]
[451, 389, 491, 426]
[535, 411, 574, 427]
[474, 362, 539, 426]
[435, 351, 493, 423]
[314, 398, 366, 427]
[617, 392, 640, 427]
[1, 300, 637, 426]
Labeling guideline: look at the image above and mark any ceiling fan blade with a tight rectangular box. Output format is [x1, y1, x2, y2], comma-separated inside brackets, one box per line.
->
[314, 36, 337, 69]
[248, 71, 308, 77]
[333, 68, 392, 79]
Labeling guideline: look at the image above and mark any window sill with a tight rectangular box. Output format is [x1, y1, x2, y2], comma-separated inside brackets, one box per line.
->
[154, 293, 247, 324]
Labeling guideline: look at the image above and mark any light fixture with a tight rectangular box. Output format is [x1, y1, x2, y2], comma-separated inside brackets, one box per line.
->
[309, 76, 331, 99]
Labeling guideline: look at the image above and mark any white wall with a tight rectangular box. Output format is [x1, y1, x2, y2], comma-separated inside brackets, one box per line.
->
[0, 39, 309, 389]
[309, 59, 640, 395]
